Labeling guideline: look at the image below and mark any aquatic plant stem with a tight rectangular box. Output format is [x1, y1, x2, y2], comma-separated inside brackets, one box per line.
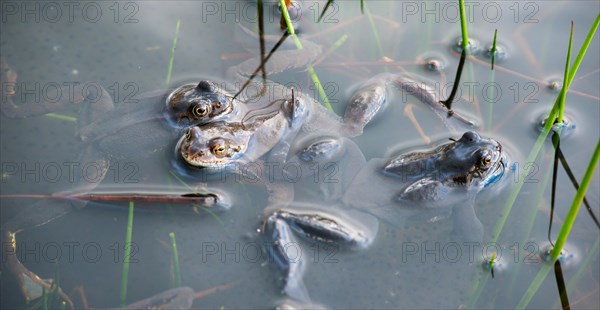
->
[458, 0, 470, 54]
[551, 140, 599, 261]
[490, 13, 599, 244]
[120, 201, 135, 307]
[165, 20, 181, 87]
[278, 0, 333, 111]
[469, 15, 599, 308]
[317, 0, 335, 23]
[552, 235, 600, 308]
[557, 21, 574, 124]
[169, 232, 182, 288]
[257, 0, 266, 84]
[516, 140, 599, 309]
[491, 29, 498, 70]
[45, 113, 77, 123]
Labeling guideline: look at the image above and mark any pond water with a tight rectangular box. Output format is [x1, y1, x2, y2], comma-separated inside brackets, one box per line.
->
[1, 1, 599, 309]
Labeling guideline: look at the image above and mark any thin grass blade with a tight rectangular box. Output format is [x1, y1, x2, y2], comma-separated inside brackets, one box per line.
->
[491, 29, 498, 70]
[556, 146, 600, 229]
[558, 21, 574, 123]
[165, 20, 181, 87]
[120, 201, 135, 307]
[317, 0, 334, 23]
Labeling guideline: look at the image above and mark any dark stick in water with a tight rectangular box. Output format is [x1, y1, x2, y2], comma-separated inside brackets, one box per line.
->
[0, 193, 221, 207]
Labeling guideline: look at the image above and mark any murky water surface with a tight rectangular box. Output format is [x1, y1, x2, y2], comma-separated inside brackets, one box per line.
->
[1, 1, 598, 308]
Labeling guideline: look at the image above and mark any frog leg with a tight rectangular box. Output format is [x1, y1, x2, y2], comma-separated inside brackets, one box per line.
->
[261, 204, 378, 301]
[261, 214, 310, 302]
[390, 73, 479, 128]
[398, 178, 483, 241]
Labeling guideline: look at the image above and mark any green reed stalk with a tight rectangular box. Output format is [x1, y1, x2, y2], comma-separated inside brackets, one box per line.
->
[278, 0, 332, 111]
[490, 13, 599, 244]
[517, 140, 599, 309]
[169, 232, 182, 287]
[557, 21, 573, 123]
[165, 19, 181, 87]
[45, 113, 77, 123]
[491, 29, 498, 70]
[320, 34, 349, 62]
[458, 0, 469, 54]
[468, 14, 599, 307]
[551, 140, 599, 260]
[120, 201, 135, 307]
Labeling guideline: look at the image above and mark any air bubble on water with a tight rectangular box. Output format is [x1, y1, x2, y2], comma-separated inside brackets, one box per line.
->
[539, 243, 579, 269]
[452, 37, 481, 55]
[535, 113, 576, 138]
[546, 78, 563, 93]
[481, 253, 508, 275]
[484, 43, 508, 61]
[417, 52, 447, 73]
[71, 69, 79, 76]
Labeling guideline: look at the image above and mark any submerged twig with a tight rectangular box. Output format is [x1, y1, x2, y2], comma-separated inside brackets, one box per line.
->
[553, 260, 570, 310]
[232, 31, 290, 101]
[257, 0, 267, 85]
[440, 49, 466, 110]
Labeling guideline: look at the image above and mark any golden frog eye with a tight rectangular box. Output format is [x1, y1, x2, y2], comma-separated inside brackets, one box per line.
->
[210, 139, 229, 158]
[192, 101, 211, 118]
[480, 154, 493, 169]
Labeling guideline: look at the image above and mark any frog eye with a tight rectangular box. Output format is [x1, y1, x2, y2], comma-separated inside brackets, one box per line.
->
[192, 101, 212, 118]
[480, 153, 493, 169]
[209, 139, 229, 158]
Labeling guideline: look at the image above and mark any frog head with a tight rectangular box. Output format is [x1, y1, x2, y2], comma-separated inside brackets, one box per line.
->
[177, 124, 248, 169]
[165, 80, 236, 128]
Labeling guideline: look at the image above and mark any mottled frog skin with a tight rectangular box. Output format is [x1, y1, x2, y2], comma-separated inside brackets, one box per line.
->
[273, 132, 506, 301]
